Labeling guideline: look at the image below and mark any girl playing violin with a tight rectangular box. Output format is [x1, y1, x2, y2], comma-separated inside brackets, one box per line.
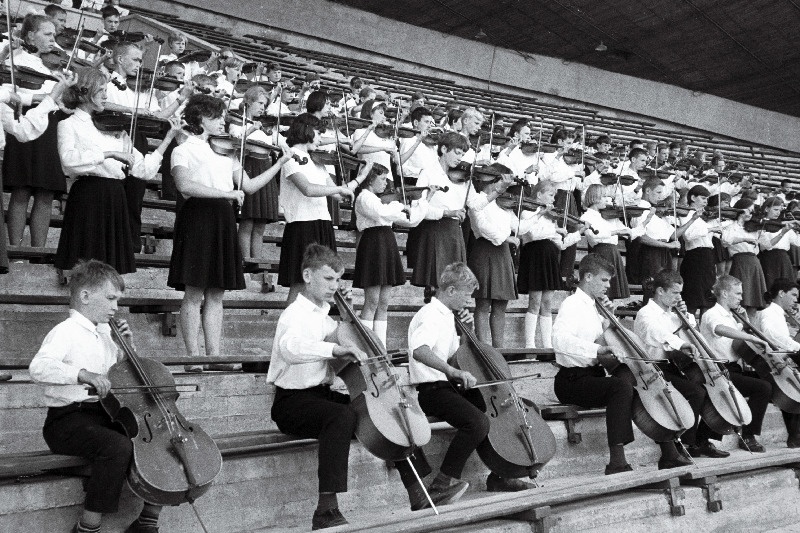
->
[229, 86, 284, 265]
[758, 196, 800, 290]
[278, 113, 354, 303]
[580, 184, 638, 300]
[168, 94, 292, 372]
[679, 185, 722, 314]
[351, 99, 398, 181]
[518, 180, 583, 348]
[722, 198, 768, 318]
[55, 67, 181, 277]
[352, 163, 433, 346]
[467, 174, 538, 347]
[3, 14, 66, 250]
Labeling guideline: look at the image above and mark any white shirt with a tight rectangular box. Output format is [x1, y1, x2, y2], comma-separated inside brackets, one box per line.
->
[171, 135, 241, 196]
[634, 300, 695, 360]
[266, 294, 338, 389]
[631, 202, 675, 241]
[355, 189, 407, 231]
[759, 228, 800, 252]
[106, 72, 161, 114]
[700, 304, 742, 363]
[400, 136, 438, 181]
[755, 303, 800, 352]
[722, 222, 759, 255]
[29, 310, 122, 407]
[0, 89, 56, 151]
[681, 211, 720, 251]
[58, 109, 161, 180]
[280, 147, 332, 223]
[539, 152, 578, 191]
[408, 297, 459, 384]
[581, 208, 644, 247]
[496, 146, 540, 182]
[553, 287, 606, 367]
[352, 128, 396, 181]
[519, 209, 582, 249]
[467, 192, 536, 246]
[416, 164, 468, 220]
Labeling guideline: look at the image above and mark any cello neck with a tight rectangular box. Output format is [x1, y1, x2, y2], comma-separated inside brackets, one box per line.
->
[673, 307, 722, 362]
[594, 300, 651, 360]
[730, 308, 775, 349]
[333, 289, 384, 355]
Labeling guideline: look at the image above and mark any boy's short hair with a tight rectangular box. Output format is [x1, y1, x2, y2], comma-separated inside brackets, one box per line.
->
[302, 244, 344, 274]
[162, 61, 185, 77]
[712, 274, 741, 297]
[642, 177, 664, 194]
[100, 5, 120, 19]
[69, 260, 125, 301]
[437, 131, 469, 156]
[578, 254, 614, 280]
[439, 262, 478, 292]
[168, 32, 186, 45]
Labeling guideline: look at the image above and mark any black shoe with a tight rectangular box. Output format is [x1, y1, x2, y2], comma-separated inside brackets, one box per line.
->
[312, 508, 348, 530]
[788, 435, 800, 448]
[604, 463, 633, 475]
[125, 520, 159, 533]
[658, 454, 692, 470]
[739, 435, 766, 453]
[413, 479, 469, 510]
[486, 473, 535, 492]
[687, 441, 730, 458]
[0, 373, 10, 382]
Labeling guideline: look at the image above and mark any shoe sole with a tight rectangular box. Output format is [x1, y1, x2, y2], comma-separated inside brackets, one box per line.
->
[437, 482, 470, 505]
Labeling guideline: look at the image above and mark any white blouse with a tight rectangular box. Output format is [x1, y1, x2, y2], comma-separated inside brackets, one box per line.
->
[352, 128, 395, 181]
[171, 135, 241, 195]
[355, 189, 408, 231]
[106, 72, 161, 114]
[4, 50, 55, 96]
[58, 109, 161, 180]
[416, 164, 469, 220]
[581, 208, 644, 246]
[280, 147, 332, 223]
[0, 89, 57, 151]
[467, 192, 537, 246]
[399, 136, 439, 181]
[680, 211, 721, 251]
[722, 222, 759, 255]
[759, 227, 800, 252]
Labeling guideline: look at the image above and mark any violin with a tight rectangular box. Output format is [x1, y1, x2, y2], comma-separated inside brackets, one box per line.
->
[672, 307, 752, 434]
[421, 127, 445, 146]
[177, 49, 214, 64]
[518, 141, 539, 155]
[126, 69, 181, 92]
[106, 30, 159, 46]
[451, 313, 556, 479]
[93, 110, 169, 136]
[599, 173, 637, 187]
[330, 291, 431, 460]
[595, 300, 695, 441]
[598, 205, 649, 221]
[234, 78, 274, 94]
[207, 134, 239, 156]
[41, 48, 91, 71]
[102, 320, 221, 504]
[730, 309, 800, 413]
[447, 161, 472, 183]
[378, 185, 447, 205]
[55, 32, 101, 55]
[743, 215, 800, 233]
[0, 66, 58, 90]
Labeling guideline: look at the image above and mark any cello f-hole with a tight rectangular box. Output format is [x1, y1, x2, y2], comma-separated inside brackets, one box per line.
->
[489, 396, 500, 418]
[142, 412, 155, 443]
[369, 373, 381, 398]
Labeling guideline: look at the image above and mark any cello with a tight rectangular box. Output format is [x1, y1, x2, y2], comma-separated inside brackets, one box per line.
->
[595, 301, 696, 442]
[451, 314, 556, 479]
[330, 290, 432, 460]
[101, 320, 222, 506]
[672, 307, 752, 435]
[730, 309, 800, 413]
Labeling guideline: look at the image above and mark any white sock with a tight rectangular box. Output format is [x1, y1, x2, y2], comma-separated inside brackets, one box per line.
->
[373, 320, 388, 348]
[539, 315, 553, 349]
[524, 312, 538, 348]
[360, 319, 374, 330]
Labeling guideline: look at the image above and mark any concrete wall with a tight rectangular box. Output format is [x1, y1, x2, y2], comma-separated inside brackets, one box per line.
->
[126, 0, 800, 153]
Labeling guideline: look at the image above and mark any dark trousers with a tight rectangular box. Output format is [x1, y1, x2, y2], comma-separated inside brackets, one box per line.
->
[123, 176, 146, 252]
[416, 382, 490, 479]
[554, 365, 635, 446]
[42, 402, 132, 514]
[271, 385, 431, 493]
[726, 362, 772, 436]
[659, 363, 718, 445]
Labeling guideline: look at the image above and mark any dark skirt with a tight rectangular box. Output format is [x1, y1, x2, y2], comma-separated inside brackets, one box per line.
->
[791, 245, 800, 268]
[468, 237, 517, 301]
[729, 252, 767, 309]
[638, 243, 673, 282]
[54, 177, 136, 274]
[759, 248, 795, 290]
[712, 235, 729, 263]
[0, 170, 7, 274]
[555, 189, 579, 279]
[353, 226, 405, 288]
[239, 155, 279, 222]
[3, 110, 66, 192]
[168, 197, 245, 291]
[408, 218, 466, 288]
[518, 239, 562, 293]
[680, 247, 716, 309]
[278, 219, 337, 287]
[591, 243, 630, 299]
[625, 237, 642, 284]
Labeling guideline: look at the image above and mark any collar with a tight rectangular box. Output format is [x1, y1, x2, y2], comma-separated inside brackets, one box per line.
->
[294, 293, 331, 315]
[69, 309, 100, 335]
[575, 287, 595, 306]
[73, 108, 91, 122]
[429, 297, 452, 317]
[644, 299, 670, 316]
[184, 135, 207, 146]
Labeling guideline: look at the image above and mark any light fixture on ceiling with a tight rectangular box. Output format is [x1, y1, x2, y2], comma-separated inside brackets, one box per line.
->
[595, 41, 608, 52]
[475, 28, 487, 39]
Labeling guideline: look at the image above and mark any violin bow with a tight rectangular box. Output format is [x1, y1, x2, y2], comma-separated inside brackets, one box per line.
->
[392, 112, 408, 208]
[487, 111, 495, 158]
[462, 131, 480, 210]
[5, 0, 19, 119]
[237, 104, 247, 201]
[717, 173, 722, 224]
[145, 41, 163, 110]
[341, 88, 351, 136]
[330, 112, 349, 190]
[65, 19, 85, 73]
[128, 65, 143, 146]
